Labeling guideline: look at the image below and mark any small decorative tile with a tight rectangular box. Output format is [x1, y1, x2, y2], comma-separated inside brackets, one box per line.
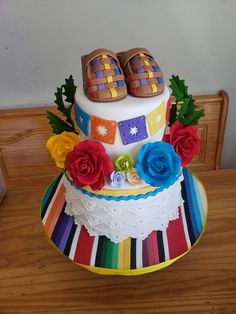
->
[118, 115, 148, 145]
[75, 103, 90, 135]
[93, 60, 100, 67]
[136, 67, 145, 73]
[140, 78, 147, 86]
[152, 65, 160, 72]
[157, 77, 164, 84]
[91, 115, 117, 144]
[146, 101, 166, 136]
[114, 69, 121, 75]
[96, 70, 103, 78]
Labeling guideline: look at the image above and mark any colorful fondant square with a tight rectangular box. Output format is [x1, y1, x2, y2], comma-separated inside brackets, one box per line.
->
[91, 115, 117, 144]
[75, 103, 90, 135]
[118, 115, 148, 145]
[146, 101, 166, 136]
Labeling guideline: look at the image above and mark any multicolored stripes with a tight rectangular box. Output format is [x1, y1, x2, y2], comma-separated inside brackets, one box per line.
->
[41, 168, 207, 270]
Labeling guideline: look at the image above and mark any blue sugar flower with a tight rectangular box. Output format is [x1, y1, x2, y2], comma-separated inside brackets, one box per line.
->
[136, 142, 181, 187]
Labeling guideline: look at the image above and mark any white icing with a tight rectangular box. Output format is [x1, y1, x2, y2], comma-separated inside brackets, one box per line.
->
[63, 174, 184, 243]
[75, 86, 170, 159]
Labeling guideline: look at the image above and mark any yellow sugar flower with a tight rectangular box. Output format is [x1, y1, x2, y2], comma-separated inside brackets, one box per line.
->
[46, 132, 80, 168]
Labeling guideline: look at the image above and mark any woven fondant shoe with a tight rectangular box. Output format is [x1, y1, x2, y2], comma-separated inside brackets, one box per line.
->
[117, 48, 164, 98]
[82, 48, 127, 102]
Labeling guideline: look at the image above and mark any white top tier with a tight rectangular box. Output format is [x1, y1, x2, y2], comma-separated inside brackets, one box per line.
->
[75, 86, 170, 160]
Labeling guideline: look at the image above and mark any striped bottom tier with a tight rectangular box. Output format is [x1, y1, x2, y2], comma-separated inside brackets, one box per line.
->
[41, 168, 208, 275]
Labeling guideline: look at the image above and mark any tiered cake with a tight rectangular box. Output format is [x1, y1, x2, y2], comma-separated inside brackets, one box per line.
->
[42, 48, 207, 275]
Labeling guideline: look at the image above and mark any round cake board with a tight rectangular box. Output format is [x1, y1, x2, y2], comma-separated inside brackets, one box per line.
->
[41, 168, 208, 276]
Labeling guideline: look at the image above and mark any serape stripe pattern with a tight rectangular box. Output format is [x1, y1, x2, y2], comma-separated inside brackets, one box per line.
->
[41, 168, 207, 270]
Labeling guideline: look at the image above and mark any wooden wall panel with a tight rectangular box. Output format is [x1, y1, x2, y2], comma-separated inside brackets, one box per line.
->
[187, 91, 228, 172]
[0, 107, 59, 189]
[0, 91, 228, 189]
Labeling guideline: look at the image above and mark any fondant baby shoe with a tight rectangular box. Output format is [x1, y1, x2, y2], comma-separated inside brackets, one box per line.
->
[82, 49, 127, 102]
[117, 48, 164, 97]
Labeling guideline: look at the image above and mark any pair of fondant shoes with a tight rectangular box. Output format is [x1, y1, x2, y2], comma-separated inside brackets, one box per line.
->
[82, 48, 164, 102]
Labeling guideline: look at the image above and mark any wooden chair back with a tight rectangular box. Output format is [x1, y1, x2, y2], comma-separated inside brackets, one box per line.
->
[0, 91, 228, 189]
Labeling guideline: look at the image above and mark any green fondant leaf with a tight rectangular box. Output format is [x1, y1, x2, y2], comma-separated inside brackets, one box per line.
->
[47, 75, 77, 134]
[169, 75, 188, 102]
[169, 75, 205, 126]
[179, 108, 205, 126]
[47, 111, 75, 134]
[62, 75, 77, 104]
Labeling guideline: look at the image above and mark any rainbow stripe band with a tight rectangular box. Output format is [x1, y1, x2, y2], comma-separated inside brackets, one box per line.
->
[41, 168, 207, 275]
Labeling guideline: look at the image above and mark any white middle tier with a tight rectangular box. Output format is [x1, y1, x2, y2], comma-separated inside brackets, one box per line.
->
[75, 86, 170, 160]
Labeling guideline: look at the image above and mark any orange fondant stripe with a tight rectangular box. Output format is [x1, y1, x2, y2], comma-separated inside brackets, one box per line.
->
[44, 184, 66, 236]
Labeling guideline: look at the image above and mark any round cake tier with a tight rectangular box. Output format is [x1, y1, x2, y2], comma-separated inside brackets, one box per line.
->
[74, 86, 170, 159]
[41, 168, 208, 275]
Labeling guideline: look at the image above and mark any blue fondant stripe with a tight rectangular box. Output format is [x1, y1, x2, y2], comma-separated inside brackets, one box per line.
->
[192, 176, 205, 226]
[41, 173, 63, 219]
[186, 170, 203, 233]
[42, 178, 57, 210]
[182, 168, 200, 238]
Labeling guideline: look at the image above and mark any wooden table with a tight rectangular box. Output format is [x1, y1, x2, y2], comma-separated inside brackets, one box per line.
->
[0, 169, 235, 314]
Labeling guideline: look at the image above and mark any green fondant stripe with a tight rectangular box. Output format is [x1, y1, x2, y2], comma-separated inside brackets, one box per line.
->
[104, 239, 119, 269]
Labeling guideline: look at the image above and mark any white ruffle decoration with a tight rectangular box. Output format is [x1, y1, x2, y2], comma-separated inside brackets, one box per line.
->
[63, 174, 184, 243]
